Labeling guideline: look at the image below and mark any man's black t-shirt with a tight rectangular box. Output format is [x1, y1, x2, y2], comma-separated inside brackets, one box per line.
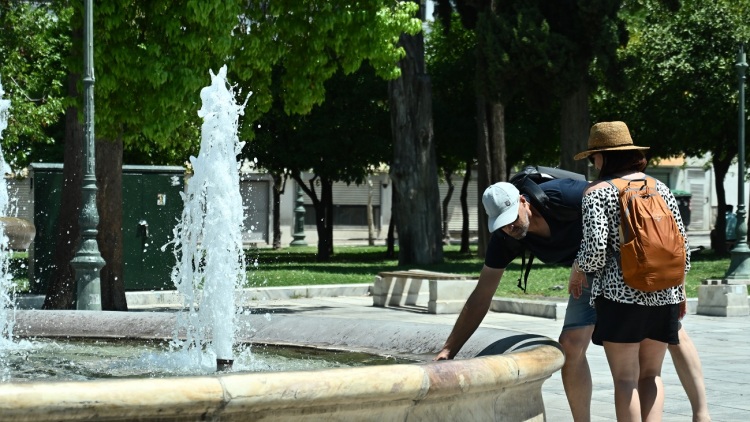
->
[484, 178, 588, 269]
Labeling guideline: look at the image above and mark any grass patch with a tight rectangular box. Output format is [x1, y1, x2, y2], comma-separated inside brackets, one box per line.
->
[245, 245, 738, 299]
[6, 246, 741, 299]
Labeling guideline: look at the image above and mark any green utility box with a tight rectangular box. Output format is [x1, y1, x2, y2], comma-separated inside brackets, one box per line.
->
[29, 164, 185, 294]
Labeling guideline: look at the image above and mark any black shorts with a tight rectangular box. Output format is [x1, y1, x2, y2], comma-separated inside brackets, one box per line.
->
[592, 296, 680, 346]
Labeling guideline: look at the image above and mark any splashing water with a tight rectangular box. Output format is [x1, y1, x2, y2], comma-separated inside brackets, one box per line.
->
[167, 66, 247, 370]
[0, 79, 15, 350]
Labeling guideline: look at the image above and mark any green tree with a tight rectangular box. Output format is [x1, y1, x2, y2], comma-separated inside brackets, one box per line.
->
[45, 0, 420, 308]
[45, 0, 243, 310]
[594, 0, 750, 253]
[0, 2, 69, 168]
[435, 0, 566, 255]
[389, 1, 444, 265]
[426, 12, 563, 253]
[248, 64, 392, 260]
[233, 1, 421, 121]
[426, 15, 476, 252]
[233, 1, 420, 261]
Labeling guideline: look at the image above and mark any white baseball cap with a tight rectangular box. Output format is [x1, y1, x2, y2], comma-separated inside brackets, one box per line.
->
[482, 182, 520, 233]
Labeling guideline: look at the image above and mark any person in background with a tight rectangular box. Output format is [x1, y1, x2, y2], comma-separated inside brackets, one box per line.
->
[725, 204, 737, 249]
[573, 121, 709, 421]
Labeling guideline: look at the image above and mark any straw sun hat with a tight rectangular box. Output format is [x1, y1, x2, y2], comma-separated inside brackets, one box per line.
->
[573, 121, 649, 160]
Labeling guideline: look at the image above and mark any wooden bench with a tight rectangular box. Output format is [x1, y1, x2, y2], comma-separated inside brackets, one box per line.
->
[371, 269, 478, 314]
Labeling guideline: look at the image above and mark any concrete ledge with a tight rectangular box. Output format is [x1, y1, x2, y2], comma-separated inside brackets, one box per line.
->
[15, 284, 372, 310]
[490, 297, 702, 320]
[697, 283, 750, 317]
[372, 270, 478, 314]
[491, 297, 567, 320]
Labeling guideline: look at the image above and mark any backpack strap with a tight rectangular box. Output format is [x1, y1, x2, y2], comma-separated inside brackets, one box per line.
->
[516, 252, 534, 293]
[606, 176, 654, 192]
[605, 178, 629, 246]
[507, 165, 586, 293]
[605, 176, 657, 247]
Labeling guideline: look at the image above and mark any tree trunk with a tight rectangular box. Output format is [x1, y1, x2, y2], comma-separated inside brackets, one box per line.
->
[271, 172, 284, 250]
[460, 161, 472, 254]
[324, 180, 334, 258]
[367, 179, 375, 246]
[95, 138, 127, 311]
[42, 70, 83, 310]
[441, 170, 454, 244]
[560, 82, 590, 177]
[388, 9, 443, 266]
[386, 183, 397, 259]
[475, 96, 506, 259]
[295, 175, 334, 261]
[475, 95, 490, 258]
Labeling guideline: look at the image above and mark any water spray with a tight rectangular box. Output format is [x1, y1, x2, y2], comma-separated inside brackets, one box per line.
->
[169, 66, 248, 372]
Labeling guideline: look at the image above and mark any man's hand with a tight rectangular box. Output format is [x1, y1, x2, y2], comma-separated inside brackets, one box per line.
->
[679, 300, 687, 320]
[434, 349, 452, 361]
[568, 265, 589, 299]
[433, 265, 503, 363]
[678, 283, 687, 320]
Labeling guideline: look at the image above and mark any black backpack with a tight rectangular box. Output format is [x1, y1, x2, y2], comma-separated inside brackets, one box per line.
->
[507, 165, 587, 292]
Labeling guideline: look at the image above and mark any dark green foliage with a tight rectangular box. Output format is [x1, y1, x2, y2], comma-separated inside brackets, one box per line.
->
[435, 0, 626, 105]
[0, 2, 69, 168]
[427, 16, 477, 173]
[597, 0, 750, 159]
[426, 13, 562, 170]
[247, 63, 391, 188]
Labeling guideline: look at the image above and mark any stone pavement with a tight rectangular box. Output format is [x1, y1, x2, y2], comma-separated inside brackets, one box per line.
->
[237, 293, 749, 422]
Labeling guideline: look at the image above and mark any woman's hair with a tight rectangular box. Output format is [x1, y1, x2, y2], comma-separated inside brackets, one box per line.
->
[597, 150, 648, 179]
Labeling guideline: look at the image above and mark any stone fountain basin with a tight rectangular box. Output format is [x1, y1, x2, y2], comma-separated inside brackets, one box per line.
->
[0, 216, 35, 250]
[3, 310, 564, 422]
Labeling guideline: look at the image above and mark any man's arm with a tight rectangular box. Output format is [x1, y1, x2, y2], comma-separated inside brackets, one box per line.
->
[434, 265, 504, 360]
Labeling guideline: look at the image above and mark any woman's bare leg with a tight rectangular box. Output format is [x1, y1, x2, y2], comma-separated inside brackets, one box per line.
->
[638, 339, 669, 421]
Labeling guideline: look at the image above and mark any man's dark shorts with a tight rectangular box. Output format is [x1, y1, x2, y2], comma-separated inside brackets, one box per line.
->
[562, 277, 596, 331]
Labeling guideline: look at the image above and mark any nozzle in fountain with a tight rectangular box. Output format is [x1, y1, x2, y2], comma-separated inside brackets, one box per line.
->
[216, 358, 234, 372]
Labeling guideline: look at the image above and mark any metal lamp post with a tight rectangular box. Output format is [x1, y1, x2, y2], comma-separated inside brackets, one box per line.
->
[725, 45, 750, 282]
[290, 183, 308, 247]
[71, 0, 105, 309]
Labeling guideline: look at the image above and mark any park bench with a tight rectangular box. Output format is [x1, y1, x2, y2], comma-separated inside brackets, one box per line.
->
[371, 269, 478, 314]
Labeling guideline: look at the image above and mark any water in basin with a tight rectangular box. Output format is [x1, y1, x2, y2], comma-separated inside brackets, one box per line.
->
[2, 337, 412, 382]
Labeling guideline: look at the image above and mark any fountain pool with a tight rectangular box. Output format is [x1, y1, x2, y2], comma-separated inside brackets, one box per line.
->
[0, 309, 564, 421]
[2, 337, 413, 382]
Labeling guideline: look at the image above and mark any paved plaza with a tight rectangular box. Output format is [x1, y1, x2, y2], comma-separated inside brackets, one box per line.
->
[240, 293, 749, 422]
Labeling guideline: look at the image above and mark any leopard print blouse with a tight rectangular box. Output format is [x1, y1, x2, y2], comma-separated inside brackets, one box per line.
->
[576, 178, 689, 307]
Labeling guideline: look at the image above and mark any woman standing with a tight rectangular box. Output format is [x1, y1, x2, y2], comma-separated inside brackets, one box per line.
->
[573, 121, 689, 421]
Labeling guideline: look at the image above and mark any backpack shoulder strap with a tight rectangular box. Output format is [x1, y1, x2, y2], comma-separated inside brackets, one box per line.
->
[517, 252, 533, 293]
[605, 177, 628, 191]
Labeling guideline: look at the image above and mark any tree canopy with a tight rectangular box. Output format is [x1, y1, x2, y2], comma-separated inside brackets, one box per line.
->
[0, 2, 69, 167]
[598, 0, 750, 160]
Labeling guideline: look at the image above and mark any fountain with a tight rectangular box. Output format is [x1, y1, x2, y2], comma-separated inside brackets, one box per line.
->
[0, 78, 14, 350]
[0, 69, 564, 421]
[167, 65, 247, 372]
[0, 80, 36, 344]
